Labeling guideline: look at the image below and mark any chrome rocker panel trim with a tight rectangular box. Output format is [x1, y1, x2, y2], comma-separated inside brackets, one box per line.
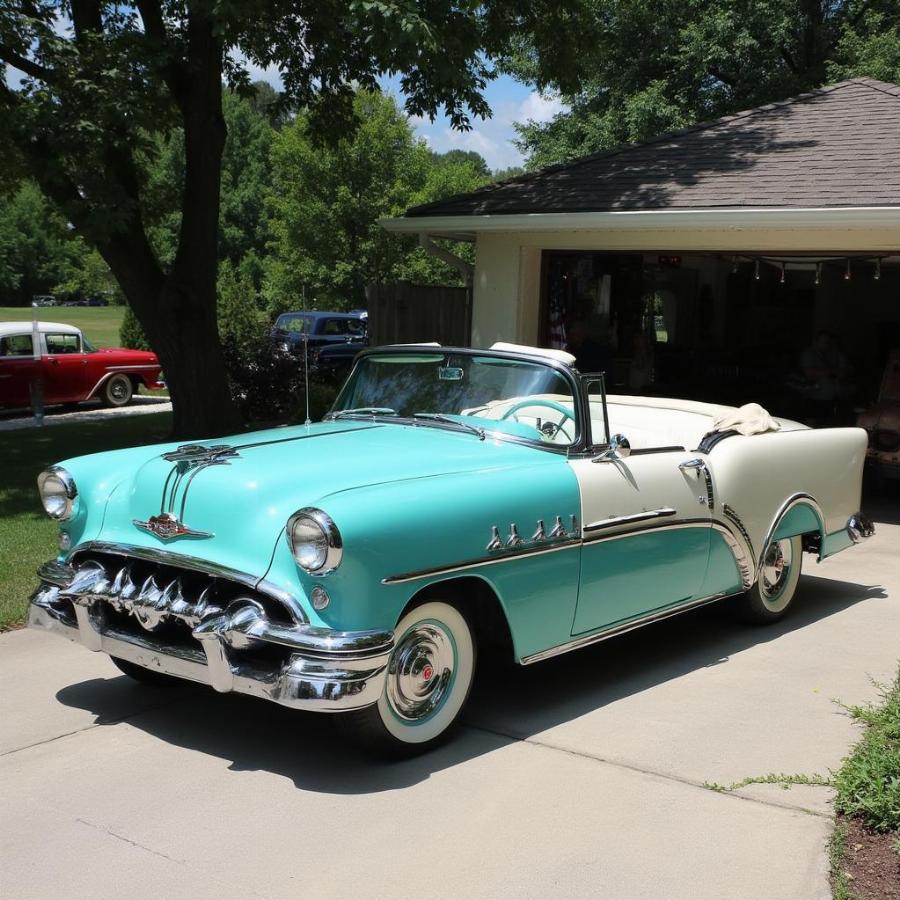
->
[29, 559, 394, 713]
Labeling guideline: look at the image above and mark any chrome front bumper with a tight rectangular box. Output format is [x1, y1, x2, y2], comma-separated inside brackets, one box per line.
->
[29, 559, 393, 712]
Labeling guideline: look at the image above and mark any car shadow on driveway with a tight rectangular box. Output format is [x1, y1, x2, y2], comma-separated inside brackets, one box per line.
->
[54, 573, 886, 793]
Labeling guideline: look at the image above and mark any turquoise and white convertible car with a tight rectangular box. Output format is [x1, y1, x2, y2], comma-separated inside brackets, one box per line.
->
[29, 343, 874, 754]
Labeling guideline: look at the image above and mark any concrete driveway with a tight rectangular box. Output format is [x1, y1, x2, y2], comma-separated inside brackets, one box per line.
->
[1, 514, 897, 899]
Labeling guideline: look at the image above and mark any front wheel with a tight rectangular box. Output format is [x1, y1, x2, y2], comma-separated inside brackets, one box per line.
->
[334, 600, 476, 757]
[733, 535, 803, 624]
[102, 373, 134, 407]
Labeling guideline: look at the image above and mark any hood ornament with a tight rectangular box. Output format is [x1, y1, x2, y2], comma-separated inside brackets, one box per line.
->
[162, 444, 239, 465]
[133, 512, 213, 541]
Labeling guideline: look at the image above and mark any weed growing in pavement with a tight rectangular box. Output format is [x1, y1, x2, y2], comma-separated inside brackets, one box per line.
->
[703, 772, 832, 793]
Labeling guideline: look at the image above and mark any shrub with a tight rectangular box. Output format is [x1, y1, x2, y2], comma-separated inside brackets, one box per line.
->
[834, 665, 900, 832]
[119, 305, 151, 350]
[217, 259, 262, 355]
[223, 334, 338, 426]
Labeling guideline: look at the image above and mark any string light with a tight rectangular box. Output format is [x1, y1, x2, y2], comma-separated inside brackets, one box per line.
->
[754, 259, 760, 281]
[815, 262, 822, 286]
[844, 258, 851, 281]
[875, 258, 881, 281]
[780, 262, 786, 284]
[731, 256, 739, 274]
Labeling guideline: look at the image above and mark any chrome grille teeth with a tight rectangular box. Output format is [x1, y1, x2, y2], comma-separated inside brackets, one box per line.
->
[161, 578, 186, 618]
[133, 575, 167, 631]
[107, 566, 138, 612]
[62, 562, 111, 604]
[58, 562, 229, 633]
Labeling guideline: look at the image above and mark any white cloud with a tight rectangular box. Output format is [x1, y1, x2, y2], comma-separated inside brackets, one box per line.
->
[517, 90, 565, 124]
[412, 89, 567, 170]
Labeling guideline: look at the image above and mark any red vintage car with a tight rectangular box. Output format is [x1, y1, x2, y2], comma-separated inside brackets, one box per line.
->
[0, 321, 164, 409]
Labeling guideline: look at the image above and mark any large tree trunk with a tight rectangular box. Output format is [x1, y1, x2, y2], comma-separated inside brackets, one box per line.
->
[109, 8, 241, 440]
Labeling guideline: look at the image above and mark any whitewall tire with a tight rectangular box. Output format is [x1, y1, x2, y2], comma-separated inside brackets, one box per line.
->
[335, 600, 476, 756]
[734, 535, 803, 623]
[103, 374, 134, 407]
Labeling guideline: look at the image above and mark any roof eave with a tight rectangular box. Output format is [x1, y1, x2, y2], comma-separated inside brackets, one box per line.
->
[381, 206, 900, 236]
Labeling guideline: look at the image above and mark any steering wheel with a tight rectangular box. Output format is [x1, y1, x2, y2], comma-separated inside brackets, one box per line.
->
[499, 398, 576, 443]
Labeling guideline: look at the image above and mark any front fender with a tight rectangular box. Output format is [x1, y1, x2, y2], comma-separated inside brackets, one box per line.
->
[263, 459, 583, 658]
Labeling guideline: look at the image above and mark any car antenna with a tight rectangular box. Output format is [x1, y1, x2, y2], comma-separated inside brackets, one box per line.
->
[303, 334, 311, 426]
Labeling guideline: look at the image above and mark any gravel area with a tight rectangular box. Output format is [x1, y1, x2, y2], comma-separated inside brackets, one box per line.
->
[0, 396, 171, 432]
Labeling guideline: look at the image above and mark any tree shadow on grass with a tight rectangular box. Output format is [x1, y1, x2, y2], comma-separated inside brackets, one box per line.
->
[55, 573, 887, 794]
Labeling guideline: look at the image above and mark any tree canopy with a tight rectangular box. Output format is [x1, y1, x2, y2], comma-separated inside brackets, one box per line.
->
[1, 0, 600, 437]
[264, 90, 488, 312]
[512, 0, 900, 168]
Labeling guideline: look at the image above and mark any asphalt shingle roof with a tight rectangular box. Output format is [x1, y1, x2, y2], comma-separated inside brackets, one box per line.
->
[405, 79, 900, 217]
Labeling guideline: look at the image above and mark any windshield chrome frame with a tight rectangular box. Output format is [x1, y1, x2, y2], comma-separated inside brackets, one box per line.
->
[327, 345, 606, 454]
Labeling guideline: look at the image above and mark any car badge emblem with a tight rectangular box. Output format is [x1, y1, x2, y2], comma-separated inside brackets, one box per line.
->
[132, 512, 213, 541]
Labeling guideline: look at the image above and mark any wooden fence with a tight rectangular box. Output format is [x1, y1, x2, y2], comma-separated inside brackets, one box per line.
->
[367, 281, 470, 347]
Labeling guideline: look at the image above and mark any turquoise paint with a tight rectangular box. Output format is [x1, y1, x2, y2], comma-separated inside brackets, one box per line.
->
[263, 452, 583, 657]
[822, 528, 854, 558]
[573, 527, 710, 634]
[698, 530, 745, 598]
[772, 504, 822, 541]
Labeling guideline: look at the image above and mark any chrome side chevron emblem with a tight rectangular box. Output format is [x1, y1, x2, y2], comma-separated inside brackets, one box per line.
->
[133, 512, 213, 541]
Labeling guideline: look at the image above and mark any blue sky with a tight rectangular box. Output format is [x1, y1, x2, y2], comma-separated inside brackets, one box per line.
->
[382, 74, 564, 171]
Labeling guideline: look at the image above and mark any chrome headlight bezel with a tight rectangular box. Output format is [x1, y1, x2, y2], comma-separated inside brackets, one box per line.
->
[37, 466, 78, 521]
[287, 507, 342, 575]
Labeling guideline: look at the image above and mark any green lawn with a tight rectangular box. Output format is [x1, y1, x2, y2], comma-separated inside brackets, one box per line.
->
[0, 305, 126, 348]
[0, 411, 172, 630]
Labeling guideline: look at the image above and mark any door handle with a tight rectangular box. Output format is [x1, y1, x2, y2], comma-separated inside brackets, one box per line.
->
[678, 458, 704, 472]
[47, 358, 59, 365]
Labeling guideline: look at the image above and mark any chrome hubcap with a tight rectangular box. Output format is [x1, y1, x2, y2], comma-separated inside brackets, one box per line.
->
[386, 622, 455, 722]
[761, 539, 792, 600]
[111, 379, 128, 400]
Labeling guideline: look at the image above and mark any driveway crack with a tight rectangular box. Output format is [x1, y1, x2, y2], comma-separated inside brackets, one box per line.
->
[0, 695, 196, 758]
[76, 816, 184, 863]
[465, 722, 832, 818]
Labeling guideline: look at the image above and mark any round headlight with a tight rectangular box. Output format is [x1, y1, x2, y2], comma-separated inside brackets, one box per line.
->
[37, 467, 77, 521]
[287, 508, 342, 574]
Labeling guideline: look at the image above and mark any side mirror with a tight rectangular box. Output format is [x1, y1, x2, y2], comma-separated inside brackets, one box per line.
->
[593, 433, 631, 462]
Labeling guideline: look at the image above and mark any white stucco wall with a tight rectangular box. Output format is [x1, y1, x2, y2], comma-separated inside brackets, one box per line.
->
[470, 234, 522, 348]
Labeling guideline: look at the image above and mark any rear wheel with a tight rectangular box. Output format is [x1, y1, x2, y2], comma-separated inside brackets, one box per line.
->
[102, 374, 134, 407]
[110, 656, 181, 687]
[734, 535, 803, 624]
[334, 600, 476, 757]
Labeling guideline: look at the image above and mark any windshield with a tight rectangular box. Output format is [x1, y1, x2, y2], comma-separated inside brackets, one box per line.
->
[275, 314, 313, 334]
[331, 351, 579, 446]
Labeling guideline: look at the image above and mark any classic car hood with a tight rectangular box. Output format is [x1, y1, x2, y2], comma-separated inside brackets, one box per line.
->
[94, 420, 559, 574]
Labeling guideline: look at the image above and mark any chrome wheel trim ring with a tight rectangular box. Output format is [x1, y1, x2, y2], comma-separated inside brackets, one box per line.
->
[109, 377, 129, 401]
[761, 538, 793, 610]
[385, 621, 456, 723]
